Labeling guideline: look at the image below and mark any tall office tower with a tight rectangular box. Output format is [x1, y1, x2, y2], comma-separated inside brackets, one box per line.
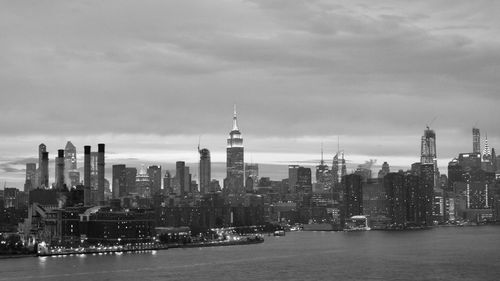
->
[147, 165, 162, 196]
[420, 127, 438, 187]
[473, 127, 481, 154]
[163, 171, 172, 194]
[136, 165, 150, 197]
[175, 161, 186, 195]
[198, 147, 211, 194]
[226, 106, 244, 194]
[40, 152, 49, 188]
[64, 141, 79, 187]
[112, 164, 127, 198]
[420, 164, 435, 226]
[55, 149, 65, 190]
[245, 163, 259, 192]
[97, 143, 105, 203]
[297, 167, 312, 194]
[342, 174, 363, 219]
[421, 127, 436, 164]
[24, 163, 37, 192]
[84, 146, 91, 188]
[341, 153, 347, 178]
[125, 167, 137, 194]
[288, 165, 299, 194]
[384, 172, 406, 225]
[378, 162, 390, 179]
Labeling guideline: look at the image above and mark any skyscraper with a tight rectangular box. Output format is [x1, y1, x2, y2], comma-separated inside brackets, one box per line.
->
[421, 127, 436, 165]
[420, 164, 435, 226]
[112, 164, 127, 198]
[38, 143, 46, 172]
[24, 163, 37, 192]
[97, 143, 105, 203]
[55, 149, 65, 190]
[473, 127, 481, 154]
[163, 171, 172, 194]
[84, 145, 91, 188]
[175, 161, 186, 195]
[421, 127, 439, 187]
[125, 167, 137, 194]
[64, 141, 79, 187]
[245, 163, 259, 192]
[316, 146, 331, 190]
[38, 144, 49, 188]
[378, 162, 390, 179]
[136, 165, 150, 198]
[147, 165, 162, 196]
[226, 106, 244, 194]
[384, 172, 406, 225]
[288, 165, 299, 194]
[342, 174, 363, 219]
[198, 147, 211, 194]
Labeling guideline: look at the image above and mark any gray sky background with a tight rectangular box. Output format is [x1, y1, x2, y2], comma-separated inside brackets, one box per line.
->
[1, 0, 499, 187]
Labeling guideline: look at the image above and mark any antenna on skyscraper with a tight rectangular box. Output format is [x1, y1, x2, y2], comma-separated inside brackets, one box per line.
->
[197, 135, 201, 153]
[320, 142, 324, 165]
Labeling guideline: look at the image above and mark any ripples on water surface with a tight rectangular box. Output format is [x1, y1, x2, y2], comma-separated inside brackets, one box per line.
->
[1, 226, 499, 281]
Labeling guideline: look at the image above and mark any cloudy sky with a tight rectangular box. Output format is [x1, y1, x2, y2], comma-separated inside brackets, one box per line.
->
[1, 0, 499, 187]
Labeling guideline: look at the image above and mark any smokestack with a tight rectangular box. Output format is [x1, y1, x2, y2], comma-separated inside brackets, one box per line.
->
[41, 152, 49, 188]
[56, 149, 65, 189]
[84, 145, 91, 188]
[97, 143, 105, 203]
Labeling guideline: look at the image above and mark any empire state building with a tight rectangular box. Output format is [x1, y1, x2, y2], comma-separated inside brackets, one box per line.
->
[226, 106, 244, 194]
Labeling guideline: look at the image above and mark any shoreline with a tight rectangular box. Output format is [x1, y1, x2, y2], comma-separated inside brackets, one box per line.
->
[1, 237, 265, 259]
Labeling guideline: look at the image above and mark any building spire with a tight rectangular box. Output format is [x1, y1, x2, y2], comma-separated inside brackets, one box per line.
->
[232, 104, 239, 131]
[483, 132, 491, 157]
[320, 142, 324, 165]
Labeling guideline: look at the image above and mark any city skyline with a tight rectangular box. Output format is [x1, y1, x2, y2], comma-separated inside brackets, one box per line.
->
[1, 1, 500, 186]
[0, 123, 496, 189]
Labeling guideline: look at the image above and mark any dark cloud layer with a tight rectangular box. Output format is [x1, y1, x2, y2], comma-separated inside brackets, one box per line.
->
[1, 0, 499, 186]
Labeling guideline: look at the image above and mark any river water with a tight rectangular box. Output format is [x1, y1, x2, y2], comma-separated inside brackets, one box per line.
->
[1, 226, 500, 281]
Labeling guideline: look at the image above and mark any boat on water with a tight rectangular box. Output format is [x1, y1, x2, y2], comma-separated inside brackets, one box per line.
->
[344, 215, 371, 231]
